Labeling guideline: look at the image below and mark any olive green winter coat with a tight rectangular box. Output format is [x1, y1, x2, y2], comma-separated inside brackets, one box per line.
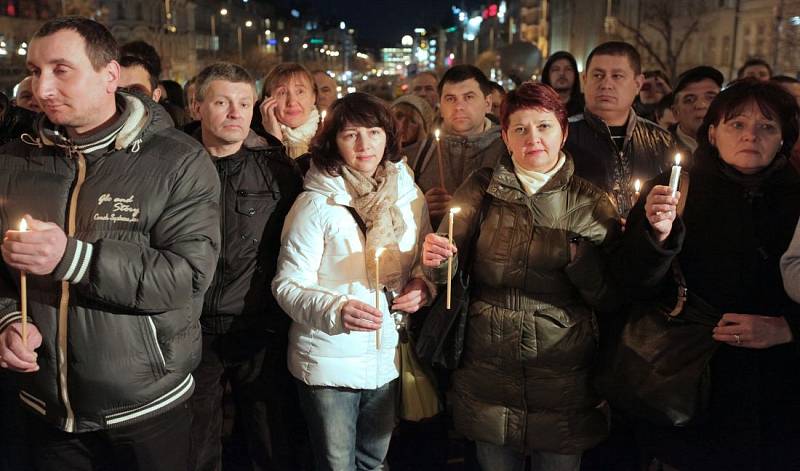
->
[436, 152, 620, 454]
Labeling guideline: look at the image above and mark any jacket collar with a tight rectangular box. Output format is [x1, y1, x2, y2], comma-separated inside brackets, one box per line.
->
[304, 158, 417, 207]
[27, 92, 158, 154]
[582, 107, 638, 144]
[487, 151, 574, 203]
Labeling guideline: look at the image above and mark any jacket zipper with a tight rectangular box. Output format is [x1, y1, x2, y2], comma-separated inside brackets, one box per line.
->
[209, 163, 228, 318]
[58, 149, 86, 432]
[145, 317, 166, 369]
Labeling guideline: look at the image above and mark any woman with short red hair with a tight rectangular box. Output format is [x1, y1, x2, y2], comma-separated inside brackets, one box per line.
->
[422, 82, 621, 470]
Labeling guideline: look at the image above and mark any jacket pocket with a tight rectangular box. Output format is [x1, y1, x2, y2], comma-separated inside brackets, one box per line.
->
[235, 190, 278, 217]
[141, 316, 167, 378]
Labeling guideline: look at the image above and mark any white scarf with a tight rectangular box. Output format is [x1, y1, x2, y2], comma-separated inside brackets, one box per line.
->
[512, 151, 566, 195]
[281, 108, 320, 158]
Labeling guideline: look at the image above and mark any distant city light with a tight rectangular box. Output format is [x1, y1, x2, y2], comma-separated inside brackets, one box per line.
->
[17, 47, 26, 55]
[414, 28, 426, 34]
[283, 36, 290, 43]
[302, 43, 308, 49]
[791, 16, 800, 26]
[245, 20, 253, 27]
[290, 9, 300, 18]
[340, 21, 346, 30]
[401, 35, 413, 46]
[219, 8, 227, 15]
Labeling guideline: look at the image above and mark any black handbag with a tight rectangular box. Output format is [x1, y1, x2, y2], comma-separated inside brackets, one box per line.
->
[596, 172, 722, 427]
[414, 192, 493, 370]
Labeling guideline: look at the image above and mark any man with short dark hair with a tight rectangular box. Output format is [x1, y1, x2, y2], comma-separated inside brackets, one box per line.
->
[312, 70, 337, 112]
[119, 40, 162, 101]
[414, 65, 505, 223]
[188, 62, 307, 471]
[0, 17, 220, 471]
[669, 66, 723, 158]
[541, 51, 585, 116]
[566, 41, 673, 216]
[738, 58, 772, 81]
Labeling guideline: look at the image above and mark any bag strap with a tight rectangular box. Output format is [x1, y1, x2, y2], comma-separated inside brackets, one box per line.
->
[667, 170, 690, 318]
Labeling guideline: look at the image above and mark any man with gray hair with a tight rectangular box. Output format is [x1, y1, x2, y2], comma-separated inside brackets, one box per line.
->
[188, 62, 308, 471]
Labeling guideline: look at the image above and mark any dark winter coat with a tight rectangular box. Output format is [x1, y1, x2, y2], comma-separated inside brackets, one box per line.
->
[435, 153, 620, 454]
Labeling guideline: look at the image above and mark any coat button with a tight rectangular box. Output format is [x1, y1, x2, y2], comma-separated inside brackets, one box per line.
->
[248, 208, 256, 216]
[241, 234, 247, 240]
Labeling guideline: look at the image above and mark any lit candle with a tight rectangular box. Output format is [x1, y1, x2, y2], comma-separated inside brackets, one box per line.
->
[447, 207, 461, 309]
[320, 109, 327, 123]
[634, 178, 642, 201]
[434, 128, 446, 190]
[18, 218, 27, 347]
[668, 153, 682, 197]
[374, 247, 385, 350]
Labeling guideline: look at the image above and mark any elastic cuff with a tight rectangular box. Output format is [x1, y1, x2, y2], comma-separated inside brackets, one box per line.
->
[0, 311, 23, 333]
[52, 238, 94, 284]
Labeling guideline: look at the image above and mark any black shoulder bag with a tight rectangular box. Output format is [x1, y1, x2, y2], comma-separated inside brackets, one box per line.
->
[596, 172, 723, 427]
[413, 190, 493, 370]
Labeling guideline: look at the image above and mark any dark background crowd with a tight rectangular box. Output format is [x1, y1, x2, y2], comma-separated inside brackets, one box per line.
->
[1, 12, 800, 471]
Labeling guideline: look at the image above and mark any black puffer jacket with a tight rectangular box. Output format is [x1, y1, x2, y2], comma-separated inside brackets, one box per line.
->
[196, 130, 303, 335]
[566, 108, 673, 216]
[0, 92, 220, 433]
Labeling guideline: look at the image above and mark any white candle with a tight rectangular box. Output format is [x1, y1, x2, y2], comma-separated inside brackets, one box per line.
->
[634, 179, 642, 201]
[668, 153, 682, 197]
[19, 218, 28, 347]
[434, 128, 446, 190]
[374, 247, 384, 350]
[447, 207, 461, 309]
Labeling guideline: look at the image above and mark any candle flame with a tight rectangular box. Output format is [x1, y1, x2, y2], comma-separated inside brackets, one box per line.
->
[674, 153, 682, 166]
[634, 179, 641, 193]
[19, 218, 27, 232]
[434, 128, 440, 141]
[375, 247, 385, 260]
[321, 110, 327, 122]
[449, 207, 461, 215]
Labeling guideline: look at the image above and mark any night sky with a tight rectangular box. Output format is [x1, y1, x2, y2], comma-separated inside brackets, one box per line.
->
[275, 0, 486, 49]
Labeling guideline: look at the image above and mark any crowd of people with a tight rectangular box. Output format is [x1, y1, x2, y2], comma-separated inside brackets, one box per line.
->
[1, 14, 800, 471]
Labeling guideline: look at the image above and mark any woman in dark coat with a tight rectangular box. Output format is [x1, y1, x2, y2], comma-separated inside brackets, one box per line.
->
[422, 82, 620, 470]
[619, 79, 800, 470]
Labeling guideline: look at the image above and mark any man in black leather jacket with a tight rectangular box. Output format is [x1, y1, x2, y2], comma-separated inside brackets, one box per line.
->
[565, 42, 673, 217]
[188, 62, 308, 471]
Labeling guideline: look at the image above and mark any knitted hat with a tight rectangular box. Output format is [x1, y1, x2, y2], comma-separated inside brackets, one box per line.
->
[392, 94, 434, 132]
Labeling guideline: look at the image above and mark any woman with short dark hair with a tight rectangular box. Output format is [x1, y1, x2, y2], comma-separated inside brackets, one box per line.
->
[620, 79, 800, 469]
[272, 92, 433, 471]
[422, 81, 620, 470]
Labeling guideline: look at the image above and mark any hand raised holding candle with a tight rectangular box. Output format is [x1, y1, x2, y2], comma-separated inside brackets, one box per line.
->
[0, 321, 42, 373]
[2, 215, 67, 275]
[645, 185, 681, 244]
[422, 233, 457, 267]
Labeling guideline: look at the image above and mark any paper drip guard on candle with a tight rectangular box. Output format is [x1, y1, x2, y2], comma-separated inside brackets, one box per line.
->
[668, 153, 682, 197]
[446, 207, 461, 309]
[19, 218, 28, 347]
[374, 247, 385, 350]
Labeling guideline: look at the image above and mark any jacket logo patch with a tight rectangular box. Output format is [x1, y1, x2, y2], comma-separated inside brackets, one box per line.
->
[93, 193, 141, 223]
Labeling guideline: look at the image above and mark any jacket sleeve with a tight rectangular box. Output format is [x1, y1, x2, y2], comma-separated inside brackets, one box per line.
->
[612, 177, 686, 299]
[271, 195, 351, 336]
[0, 261, 22, 332]
[564, 194, 623, 312]
[781, 216, 800, 304]
[54, 148, 221, 313]
[410, 189, 437, 301]
[424, 168, 491, 283]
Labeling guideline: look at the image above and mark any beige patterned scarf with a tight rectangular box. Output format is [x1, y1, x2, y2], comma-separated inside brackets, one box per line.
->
[340, 163, 406, 292]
